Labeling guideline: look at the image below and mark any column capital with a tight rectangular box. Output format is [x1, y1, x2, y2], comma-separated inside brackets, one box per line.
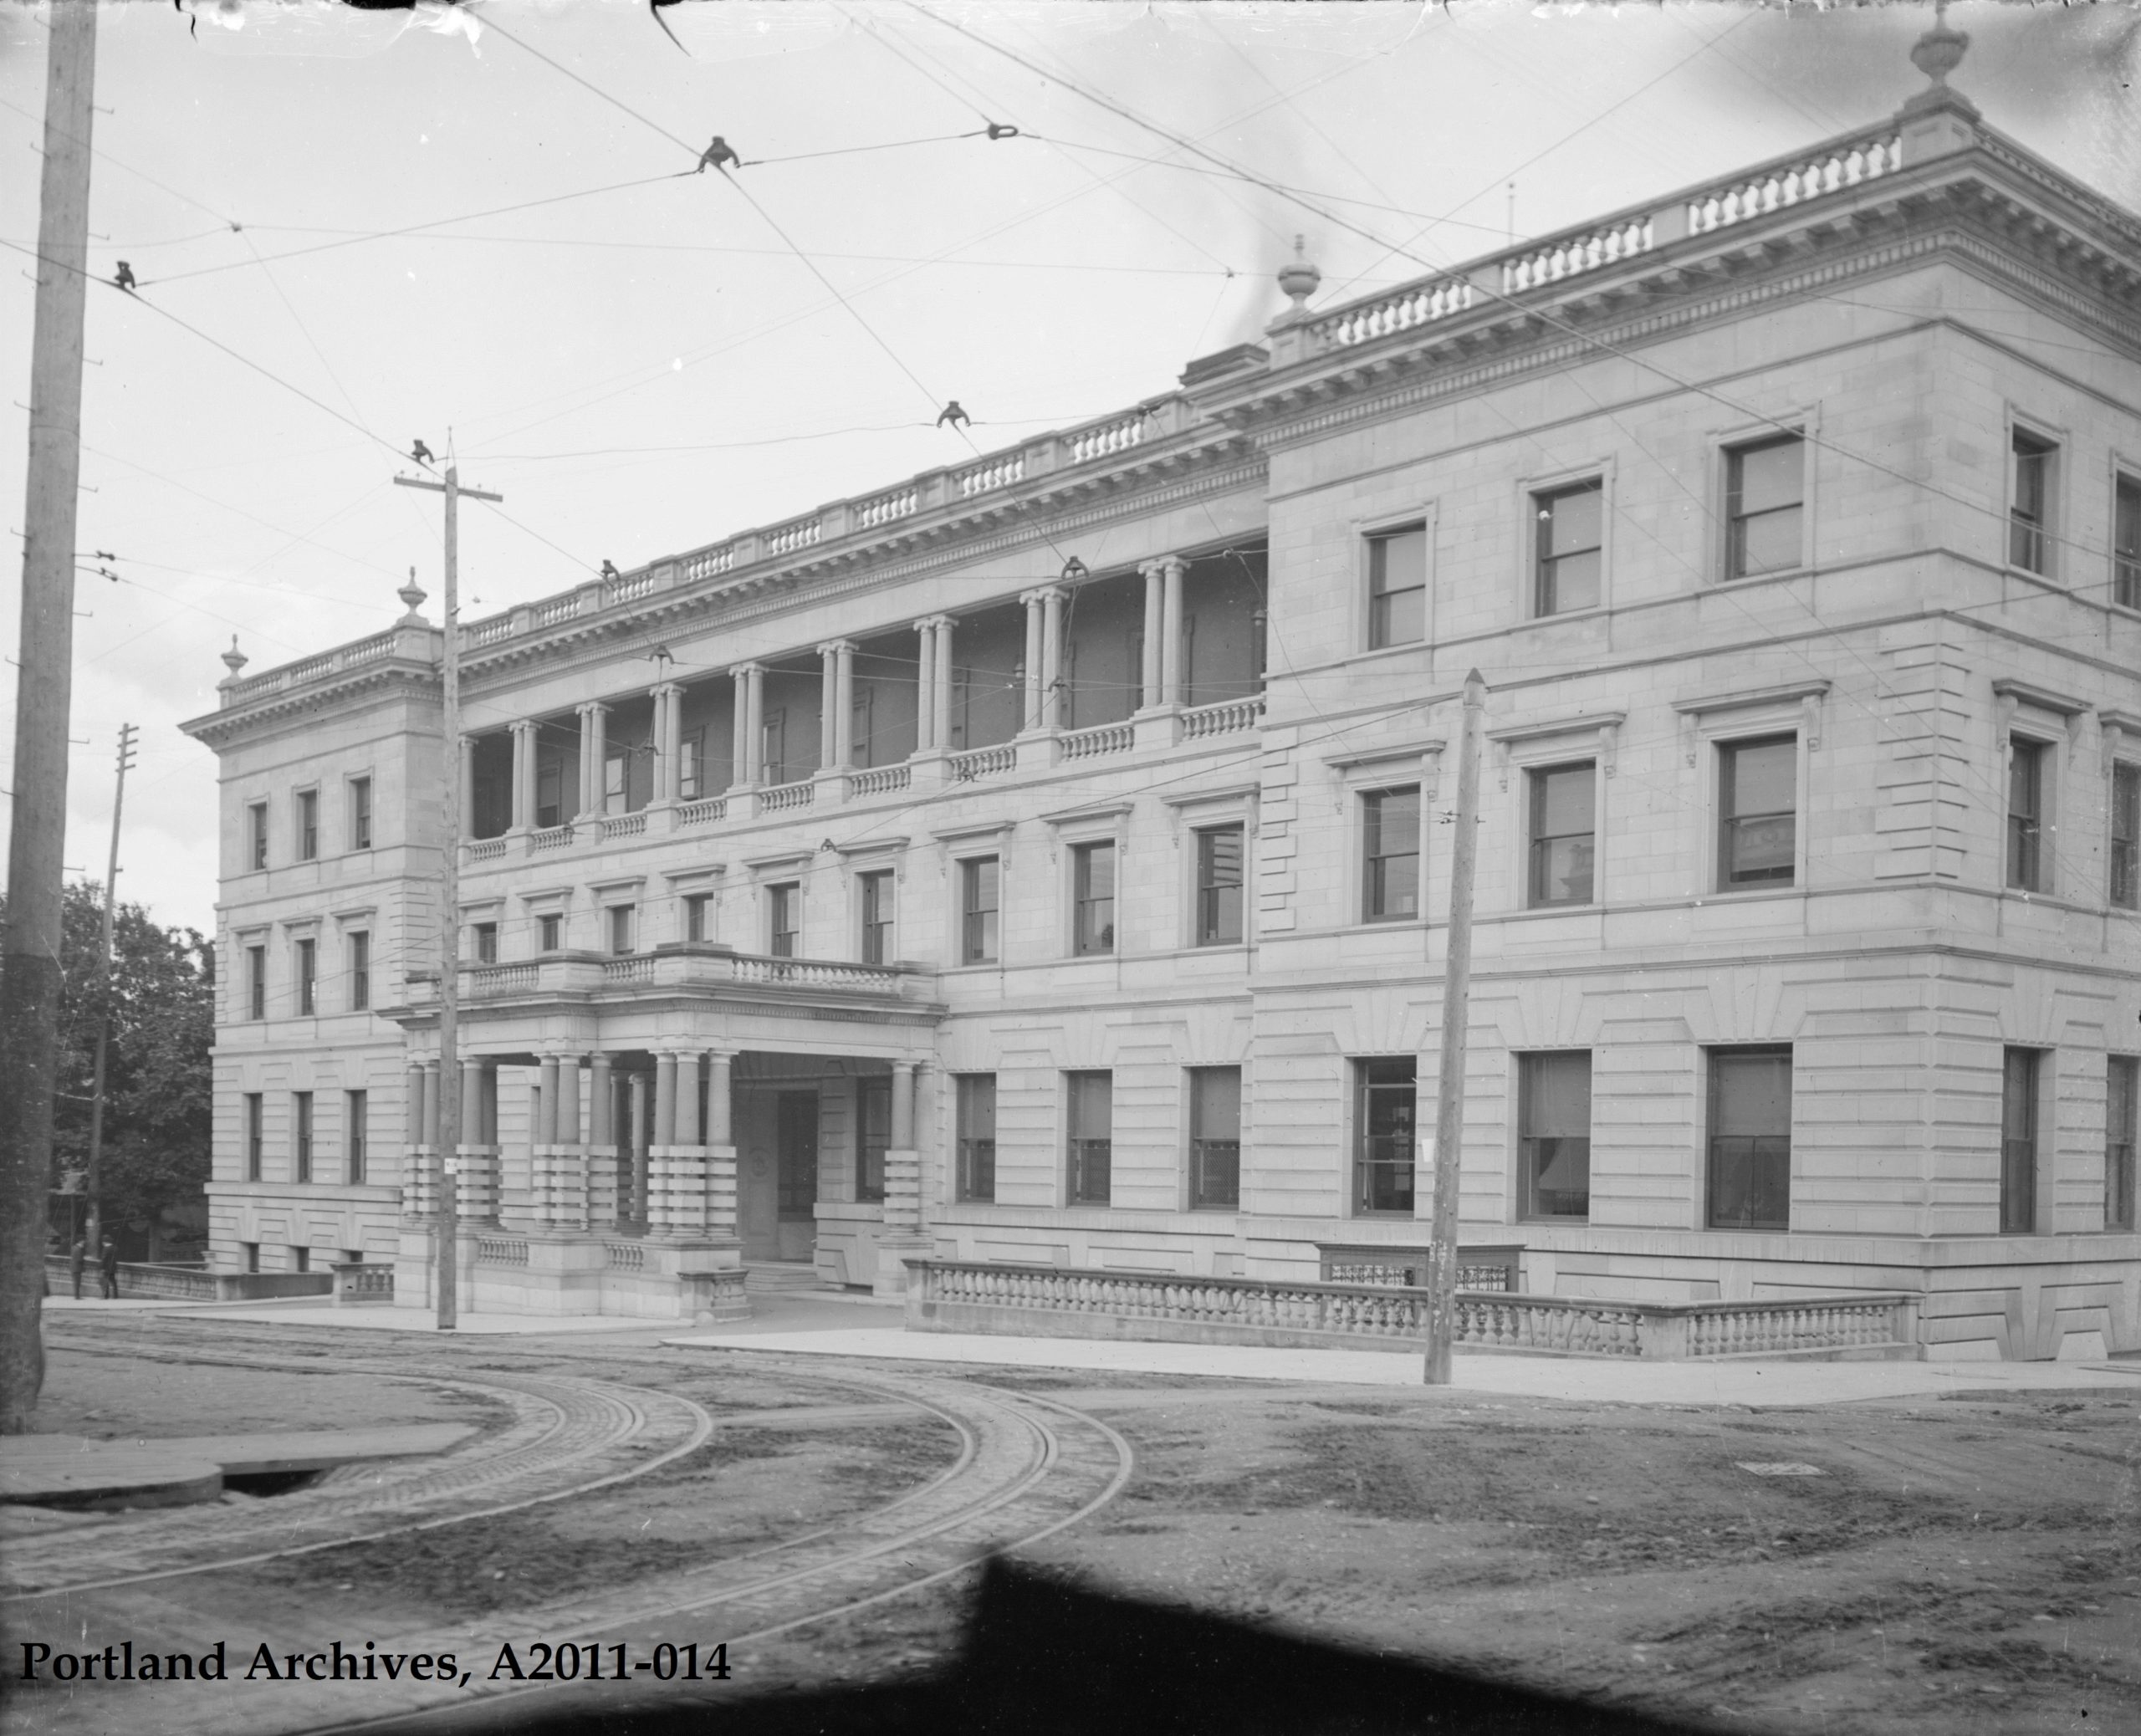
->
[915, 614, 955, 634]
[1020, 585, 1068, 608]
[575, 700, 610, 718]
[731, 660, 764, 679]
[815, 638, 858, 657]
[650, 679, 682, 700]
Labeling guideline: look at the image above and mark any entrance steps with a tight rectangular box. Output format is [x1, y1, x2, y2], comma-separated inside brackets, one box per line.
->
[745, 1261, 833, 1294]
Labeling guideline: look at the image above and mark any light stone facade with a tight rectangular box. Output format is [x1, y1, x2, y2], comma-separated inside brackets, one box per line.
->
[183, 81, 2141, 1357]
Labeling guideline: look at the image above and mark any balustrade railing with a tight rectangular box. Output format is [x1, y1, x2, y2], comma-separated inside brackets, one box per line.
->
[467, 836, 508, 860]
[1689, 135, 1900, 235]
[676, 796, 727, 826]
[602, 956, 656, 985]
[766, 516, 822, 557]
[340, 631, 396, 667]
[601, 811, 647, 839]
[605, 1242, 646, 1271]
[469, 962, 538, 996]
[956, 452, 1024, 497]
[530, 825, 575, 850]
[468, 615, 517, 646]
[851, 763, 911, 796]
[1060, 720, 1133, 760]
[759, 779, 815, 813]
[683, 544, 734, 582]
[605, 570, 657, 604]
[1180, 695, 1265, 739]
[732, 953, 902, 993]
[1316, 275, 1474, 348]
[476, 1237, 529, 1266]
[854, 486, 918, 529]
[1066, 410, 1147, 464]
[1503, 216, 1653, 294]
[534, 595, 581, 627]
[952, 743, 1016, 782]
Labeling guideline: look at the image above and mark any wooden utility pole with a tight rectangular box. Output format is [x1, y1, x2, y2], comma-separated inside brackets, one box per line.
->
[395, 459, 500, 1332]
[1424, 668, 1486, 1386]
[2, 0, 98, 1433]
[84, 722, 138, 1253]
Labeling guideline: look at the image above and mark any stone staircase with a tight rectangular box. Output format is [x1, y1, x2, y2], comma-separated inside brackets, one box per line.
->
[744, 1261, 832, 1294]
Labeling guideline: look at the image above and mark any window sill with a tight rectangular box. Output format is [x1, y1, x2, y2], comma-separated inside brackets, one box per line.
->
[1710, 566, 1811, 587]
[1525, 602, 1608, 626]
[1693, 882, 1801, 905]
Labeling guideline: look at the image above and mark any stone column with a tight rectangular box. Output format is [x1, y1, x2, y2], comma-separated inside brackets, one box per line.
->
[555, 1054, 586, 1229]
[705, 1049, 738, 1243]
[1020, 591, 1045, 731]
[1040, 587, 1066, 730]
[422, 1059, 442, 1148]
[587, 1053, 617, 1227]
[831, 641, 856, 769]
[627, 1070, 651, 1230]
[1161, 555, 1188, 707]
[403, 1059, 433, 1218]
[1139, 561, 1165, 710]
[457, 1055, 496, 1223]
[662, 1052, 708, 1239]
[738, 663, 764, 786]
[509, 720, 535, 833]
[459, 735, 478, 838]
[651, 683, 680, 804]
[649, 1051, 678, 1234]
[933, 615, 954, 752]
[914, 620, 938, 753]
[577, 703, 609, 819]
[533, 1054, 560, 1228]
[875, 1059, 929, 1299]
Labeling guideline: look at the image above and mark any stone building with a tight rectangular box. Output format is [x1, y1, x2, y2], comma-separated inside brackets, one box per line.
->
[183, 52, 2141, 1357]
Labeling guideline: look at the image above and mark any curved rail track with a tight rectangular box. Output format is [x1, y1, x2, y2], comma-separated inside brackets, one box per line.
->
[9, 1324, 1134, 1736]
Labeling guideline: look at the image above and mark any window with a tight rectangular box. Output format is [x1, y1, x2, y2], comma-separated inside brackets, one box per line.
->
[762, 708, 787, 784]
[1066, 1071, 1112, 1205]
[1362, 787, 1421, 922]
[2007, 736, 2047, 892]
[292, 1246, 310, 1274]
[961, 857, 999, 965]
[247, 946, 266, 1021]
[859, 871, 894, 964]
[242, 1241, 259, 1274]
[1527, 763, 1596, 907]
[1072, 841, 1116, 956]
[294, 1091, 314, 1184]
[2010, 428, 2055, 574]
[678, 729, 704, 800]
[473, 922, 498, 964]
[1519, 1053, 1592, 1221]
[1189, 1066, 1241, 1209]
[244, 1093, 263, 1182]
[608, 904, 636, 957]
[248, 802, 268, 871]
[348, 932, 370, 1012]
[296, 790, 319, 862]
[603, 752, 627, 815]
[768, 883, 800, 957]
[2000, 1047, 2041, 1234]
[295, 938, 316, 1016]
[856, 1076, 889, 1205]
[684, 894, 712, 944]
[2117, 474, 2141, 610]
[2111, 762, 2138, 911]
[1195, 825, 1244, 946]
[538, 912, 562, 952]
[536, 763, 563, 830]
[956, 1074, 997, 1202]
[1355, 1058, 1417, 1215]
[346, 1089, 368, 1185]
[1707, 1046, 1791, 1231]
[2108, 1055, 2138, 1234]
[1367, 523, 1428, 648]
[1718, 736, 1796, 888]
[349, 777, 372, 851]
[1725, 434, 1804, 579]
[1534, 479, 1603, 615]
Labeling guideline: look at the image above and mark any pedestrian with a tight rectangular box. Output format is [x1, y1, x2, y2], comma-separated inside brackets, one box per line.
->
[69, 1236, 86, 1300]
[98, 1236, 120, 1301]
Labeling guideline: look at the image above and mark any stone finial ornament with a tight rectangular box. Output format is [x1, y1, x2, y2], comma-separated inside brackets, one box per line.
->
[1275, 235, 1321, 321]
[398, 566, 428, 624]
[219, 636, 248, 681]
[1910, 0, 1968, 89]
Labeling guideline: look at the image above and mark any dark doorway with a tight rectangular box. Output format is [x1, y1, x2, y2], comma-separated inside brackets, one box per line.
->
[776, 1092, 820, 1259]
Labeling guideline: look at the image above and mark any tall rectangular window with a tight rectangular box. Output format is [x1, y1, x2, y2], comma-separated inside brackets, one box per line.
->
[1355, 1057, 1416, 1216]
[1707, 1046, 1791, 1231]
[2010, 429, 2055, 574]
[294, 1091, 314, 1184]
[247, 946, 266, 1020]
[473, 922, 498, 963]
[2108, 1055, 2138, 1234]
[348, 932, 370, 1012]
[2007, 737, 2046, 892]
[678, 729, 704, 800]
[961, 857, 999, 965]
[1520, 1052, 1592, 1221]
[1719, 736, 1796, 888]
[296, 790, 319, 862]
[1534, 478, 1603, 615]
[684, 894, 711, 944]
[2110, 762, 2138, 911]
[1362, 787, 1421, 922]
[349, 777, 372, 851]
[1725, 434, 1804, 579]
[762, 708, 788, 784]
[295, 938, 316, 1016]
[768, 885, 799, 958]
[346, 1089, 368, 1185]
[1367, 524, 1428, 648]
[2001, 1047, 2041, 1234]
[536, 763, 563, 830]
[1066, 1070, 1112, 1205]
[2117, 474, 2141, 611]
[538, 912, 562, 952]
[244, 1093, 263, 1182]
[1527, 763, 1596, 907]
[608, 905, 636, 957]
[1195, 825, 1244, 946]
[856, 1076, 889, 1205]
[603, 752, 627, 815]
[859, 870, 894, 965]
[1072, 841, 1116, 956]
[1189, 1066, 1242, 1209]
[248, 802, 268, 871]
[956, 1074, 997, 1202]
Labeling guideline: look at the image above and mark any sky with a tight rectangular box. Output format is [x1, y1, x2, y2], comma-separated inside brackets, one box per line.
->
[3, 0, 2136, 937]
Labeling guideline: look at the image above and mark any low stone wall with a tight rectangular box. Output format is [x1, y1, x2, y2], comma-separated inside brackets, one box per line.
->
[903, 1260, 1919, 1361]
[42, 1258, 333, 1303]
[332, 1262, 395, 1306]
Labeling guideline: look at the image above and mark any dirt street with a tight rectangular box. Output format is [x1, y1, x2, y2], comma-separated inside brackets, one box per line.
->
[9, 1316, 2137, 1736]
